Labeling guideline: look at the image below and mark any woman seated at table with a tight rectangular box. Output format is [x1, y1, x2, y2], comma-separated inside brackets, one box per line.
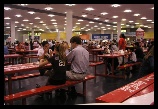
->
[38, 43, 67, 97]
[104, 43, 119, 75]
[138, 45, 154, 78]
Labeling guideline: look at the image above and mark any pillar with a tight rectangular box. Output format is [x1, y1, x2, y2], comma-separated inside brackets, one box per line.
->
[31, 29, 34, 41]
[66, 10, 73, 46]
[11, 21, 15, 44]
[117, 22, 121, 42]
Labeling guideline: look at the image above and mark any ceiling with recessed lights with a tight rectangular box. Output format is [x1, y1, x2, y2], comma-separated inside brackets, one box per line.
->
[4, 4, 154, 32]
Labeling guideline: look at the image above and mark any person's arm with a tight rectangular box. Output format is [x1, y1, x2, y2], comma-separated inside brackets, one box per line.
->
[66, 50, 75, 62]
[39, 59, 49, 67]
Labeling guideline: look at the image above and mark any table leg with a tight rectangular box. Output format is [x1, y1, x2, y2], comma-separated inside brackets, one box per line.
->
[7, 74, 13, 95]
[92, 51, 94, 62]
[111, 58, 114, 75]
[104, 58, 107, 75]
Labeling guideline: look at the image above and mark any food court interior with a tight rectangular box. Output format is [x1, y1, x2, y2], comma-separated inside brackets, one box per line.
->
[4, 4, 154, 105]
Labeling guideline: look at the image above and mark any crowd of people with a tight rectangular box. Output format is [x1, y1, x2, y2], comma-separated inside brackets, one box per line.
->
[4, 34, 154, 98]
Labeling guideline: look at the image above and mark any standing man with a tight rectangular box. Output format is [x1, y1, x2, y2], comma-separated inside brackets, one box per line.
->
[118, 33, 126, 50]
[66, 36, 89, 96]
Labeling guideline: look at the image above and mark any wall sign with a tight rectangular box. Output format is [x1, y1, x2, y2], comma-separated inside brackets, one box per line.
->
[92, 34, 111, 40]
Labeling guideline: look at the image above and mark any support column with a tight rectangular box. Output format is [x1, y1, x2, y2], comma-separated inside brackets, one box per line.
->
[101, 30, 104, 34]
[117, 22, 121, 42]
[11, 21, 15, 44]
[66, 10, 73, 46]
[111, 32, 113, 40]
[56, 29, 60, 42]
[31, 29, 34, 41]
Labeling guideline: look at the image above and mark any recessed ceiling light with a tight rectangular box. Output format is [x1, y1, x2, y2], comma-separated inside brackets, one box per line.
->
[106, 25, 111, 26]
[99, 23, 102, 25]
[111, 4, 120, 7]
[103, 29, 107, 30]
[52, 22, 57, 24]
[15, 14, 22, 17]
[129, 21, 134, 23]
[146, 20, 152, 21]
[23, 29, 26, 30]
[21, 24, 24, 26]
[78, 19, 83, 21]
[121, 24, 124, 25]
[151, 22, 154, 23]
[76, 23, 80, 24]
[50, 19, 56, 21]
[4, 7, 11, 10]
[82, 15, 87, 17]
[23, 19, 29, 21]
[113, 22, 117, 24]
[126, 25, 130, 27]
[101, 27, 105, 28]
[105, 20, 109, 22]
[44, 7, 53, 10]
[112, 16, 118, 18]
[94, 25, 98, 27]
[39, 21, 44, 23]
[28, 11, 35, 14]
[6, 23, 10, 25]
[42, 24, 46, 25]
[19, 4, 28, 6]
[100, 12, 108, 15]
[113, 26, 117, 27]
[140, 17, 147, 19]
[148, 27, 151, 28]
[124, 9, 132, 12]
[29, 23, 33, 25]
[140, 25, 144, 26]
[85, 7, 94, 11]
[144, 26, 148, 27]
[151, 7, 154, 9]
[17, 30, 21, 31]
[122, 19, 126, 21]
[134, 14, 140, 16]
[35, 17, 41, 19]
[15, 21, 19, 23]
[48, 14, 55, 17]
[135, 23, 139, 24]
[108, 28, 111, 29]
[4, 17, 11, 19]
[89, 21, 94, 23]
[86, 24, 89, 26]
[65, 4, 76, 6]
[94, 18, 100, 20]
[6, 27, 10, 28]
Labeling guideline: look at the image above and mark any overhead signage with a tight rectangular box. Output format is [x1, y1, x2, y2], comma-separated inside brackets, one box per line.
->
[92, 34, 111, 40]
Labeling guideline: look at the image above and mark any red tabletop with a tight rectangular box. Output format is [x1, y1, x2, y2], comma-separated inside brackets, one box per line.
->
[96, 72, 154, 103]
[97, 54, 125, 58]
[4, 63, 52, 75]
[4, 54, 23, 58]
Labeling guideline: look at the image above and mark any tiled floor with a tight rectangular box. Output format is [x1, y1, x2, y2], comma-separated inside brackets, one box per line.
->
[4, 57, 142, 105]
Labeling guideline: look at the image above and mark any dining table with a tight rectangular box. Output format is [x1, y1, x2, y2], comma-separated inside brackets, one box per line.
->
[97, 52, 131, 78]
[4, 62, 52, 95]
[90, 48, 104, 62]
[4, 54, 23, 65]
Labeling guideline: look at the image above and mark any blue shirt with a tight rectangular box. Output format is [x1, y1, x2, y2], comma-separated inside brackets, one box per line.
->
[4, 45, 9, 55]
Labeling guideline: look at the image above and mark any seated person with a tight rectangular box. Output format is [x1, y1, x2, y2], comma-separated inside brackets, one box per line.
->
[4, 44, 9, 55]
[138, 45, 154, 78]
[134, 42, 144, 62]
[38, 43, 67, 97]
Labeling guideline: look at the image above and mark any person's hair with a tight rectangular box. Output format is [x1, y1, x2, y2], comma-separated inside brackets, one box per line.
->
[121, 34, 125, 39]
[135, 42, 140, 47]
[63, 41, 69, 49]
[70, 36, 81, 44]
[144, 45, 154, 60]
[54, 43, 66, 62]
[41, 41, 48, 47]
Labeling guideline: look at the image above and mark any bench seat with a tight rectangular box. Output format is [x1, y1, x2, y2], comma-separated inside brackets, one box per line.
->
[117, 62, 142, 70]
[4, 75, 95, 105]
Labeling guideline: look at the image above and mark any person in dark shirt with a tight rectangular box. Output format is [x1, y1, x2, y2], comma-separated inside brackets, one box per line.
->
[134, 42, 144, 62]
[39, 43, 67, 97]
[138, 45, 154, 78]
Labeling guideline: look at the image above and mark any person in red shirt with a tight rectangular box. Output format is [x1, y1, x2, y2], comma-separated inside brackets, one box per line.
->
[118, 33, 126, 50]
